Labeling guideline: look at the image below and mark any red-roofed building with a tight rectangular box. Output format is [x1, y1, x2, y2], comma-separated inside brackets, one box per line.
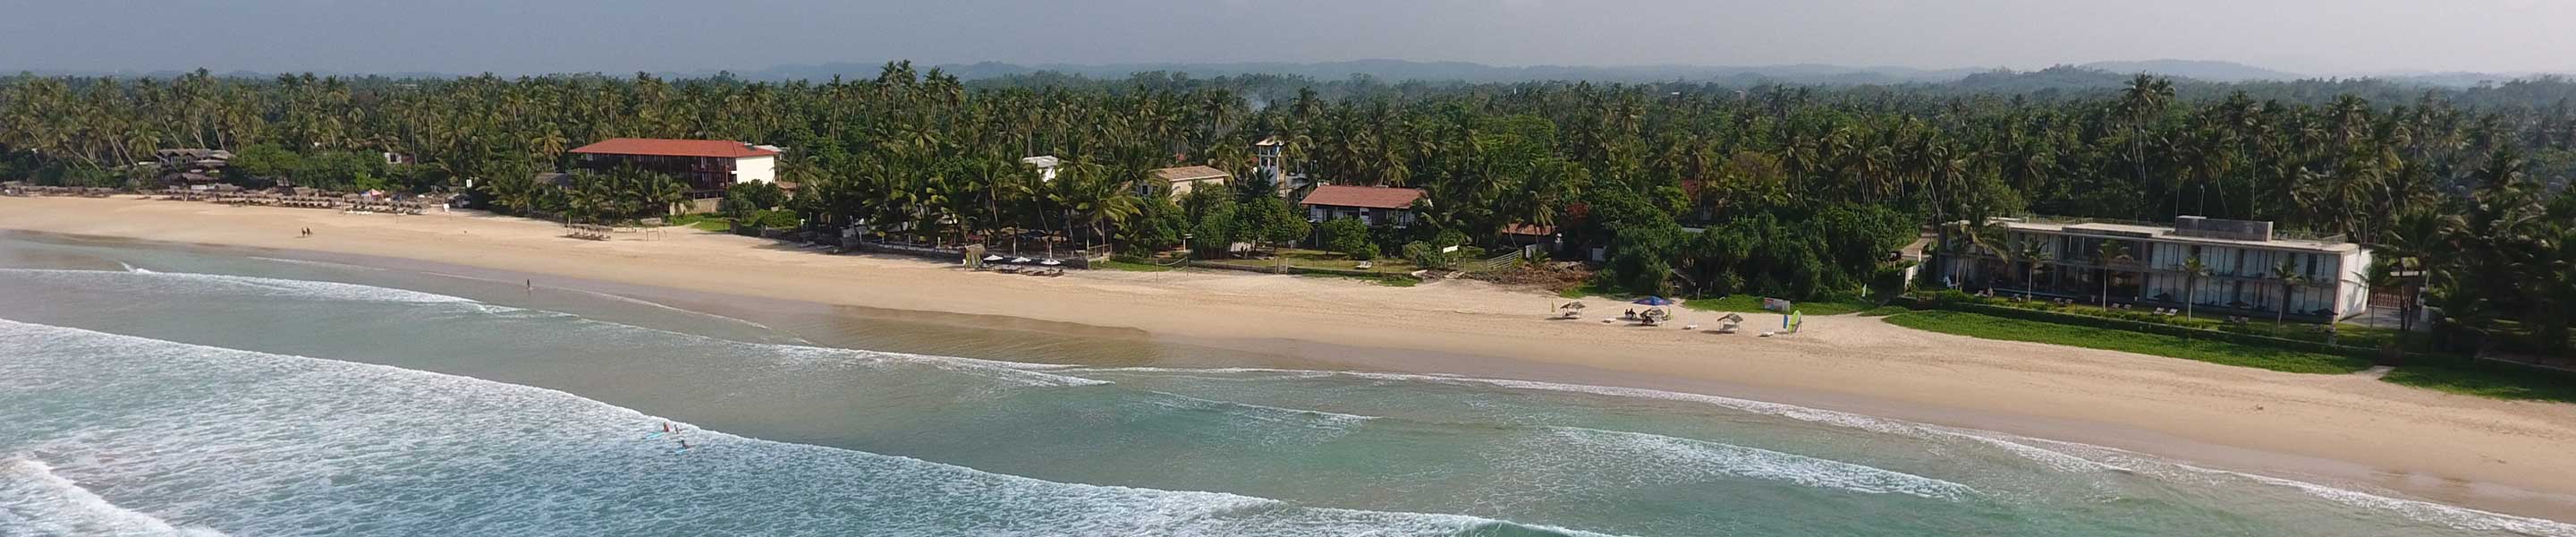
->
[1299, 185, 1425, 227]
[568, 138, 781, 196]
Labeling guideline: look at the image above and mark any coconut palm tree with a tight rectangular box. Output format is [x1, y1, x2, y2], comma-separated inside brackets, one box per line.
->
[2018, 239, 2052, 300]
[2180, 254, 2211, 320]
[2272, 257, 2307, 325]
[2096, 239, 2128, 308]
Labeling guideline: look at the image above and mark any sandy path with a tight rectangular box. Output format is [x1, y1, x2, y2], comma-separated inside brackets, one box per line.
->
[5, 195, 2573, 520]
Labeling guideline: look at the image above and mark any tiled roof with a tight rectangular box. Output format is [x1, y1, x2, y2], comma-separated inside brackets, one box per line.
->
[1299, 185, 1425, 209]
[1149, 166, 1231, 183]
[569, 138, 779, 158]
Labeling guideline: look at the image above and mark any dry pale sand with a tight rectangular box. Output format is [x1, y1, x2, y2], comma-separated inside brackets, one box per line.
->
[7, 195, 2576, 520]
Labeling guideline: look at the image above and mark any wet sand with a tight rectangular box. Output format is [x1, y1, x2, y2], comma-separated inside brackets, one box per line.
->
[4, 195, 2573, 521]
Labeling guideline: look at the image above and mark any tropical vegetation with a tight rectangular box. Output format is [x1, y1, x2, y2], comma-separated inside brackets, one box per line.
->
[4, 64, 2575, 354]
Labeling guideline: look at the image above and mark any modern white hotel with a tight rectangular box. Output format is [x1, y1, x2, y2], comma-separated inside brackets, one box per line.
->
[1934, 216, 2373, 322]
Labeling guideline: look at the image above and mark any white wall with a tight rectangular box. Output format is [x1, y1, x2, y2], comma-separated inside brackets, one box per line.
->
[2337, 248, 2374, 318]
[733, 155, 777, 184]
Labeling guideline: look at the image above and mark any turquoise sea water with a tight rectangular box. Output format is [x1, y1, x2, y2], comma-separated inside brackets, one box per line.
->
[3, 234, 2572, 536]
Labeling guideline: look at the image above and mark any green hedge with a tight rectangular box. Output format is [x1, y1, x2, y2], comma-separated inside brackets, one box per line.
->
[1902, 294, 2570, 376]
[1884, 311, 2373, 373]
[1908, 295, 2377, 360]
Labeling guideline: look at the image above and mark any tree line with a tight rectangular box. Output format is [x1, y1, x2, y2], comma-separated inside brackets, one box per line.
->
[3, 64, 2572, 351]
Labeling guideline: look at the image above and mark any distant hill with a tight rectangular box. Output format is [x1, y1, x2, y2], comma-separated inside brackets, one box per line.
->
[717, 60, 1990, 86]
[18, 59, 2562, 90]
[2079, 60, 2304, 82]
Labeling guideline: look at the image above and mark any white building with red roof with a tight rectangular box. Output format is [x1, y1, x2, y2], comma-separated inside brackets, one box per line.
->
[567, 138, 780, 196]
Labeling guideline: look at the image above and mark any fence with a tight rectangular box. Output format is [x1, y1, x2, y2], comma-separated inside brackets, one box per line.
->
[1464, 248, 1526, 273]
[1186, 260, 1408, 279]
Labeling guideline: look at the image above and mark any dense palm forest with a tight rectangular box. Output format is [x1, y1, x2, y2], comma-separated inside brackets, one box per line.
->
[4, 64, 2574, 352]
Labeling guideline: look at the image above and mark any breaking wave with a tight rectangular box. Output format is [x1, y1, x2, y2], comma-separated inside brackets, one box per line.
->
[1060, 366, 2576, 535]
[0, 319, 1618, 537]
[0, 457, 227, 537]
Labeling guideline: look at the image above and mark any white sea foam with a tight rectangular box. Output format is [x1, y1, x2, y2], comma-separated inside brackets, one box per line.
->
[0, 268, 471, 304]
[1065, 366, 1930, 436]
[547, 286, 804, 340]
[1145, 390, 1377, 427]
[0, 457, 227, 537]
[763, 344, 1111, 388]
[0, 319, 1616, 537]
[2006, 437, 2576, 537]
[4, 268, 1101, 389]
[1542, 426, 1978, 500]
[1066, 365, 2576, 534]
[247, 256, 388, 272]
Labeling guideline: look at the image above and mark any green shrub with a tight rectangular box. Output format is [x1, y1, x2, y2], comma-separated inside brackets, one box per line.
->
[747, 209, 801, 229]
[1320, 217, 1376, 260]
[1402, 241, 1454, 269]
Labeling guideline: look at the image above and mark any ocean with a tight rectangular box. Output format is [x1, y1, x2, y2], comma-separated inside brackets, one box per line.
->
[3, 233, 2571, 536]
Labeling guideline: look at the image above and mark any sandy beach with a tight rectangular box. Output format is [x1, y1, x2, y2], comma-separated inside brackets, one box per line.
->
[7, 195, 2575, 521]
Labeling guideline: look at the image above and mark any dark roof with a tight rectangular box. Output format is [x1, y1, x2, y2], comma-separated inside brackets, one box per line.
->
[569, 138, 779, 158]
[1299, 185, 1425, 209]
[1149, 166, 1230, 183]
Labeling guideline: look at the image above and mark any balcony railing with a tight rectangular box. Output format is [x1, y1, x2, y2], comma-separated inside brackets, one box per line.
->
[1998, 214, 2346, 243]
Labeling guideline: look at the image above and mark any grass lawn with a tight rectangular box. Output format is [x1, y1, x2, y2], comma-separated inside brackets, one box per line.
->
[1557, 284, 1608, 299]
[1198, 249, 1416, 274]
[1858, 304, 1911, 317]
[2380, 365, 2576, 405]
[1094, 260, 1178, 272]
[1681, 295, 1873, 316]
[1296, 273, 1420, 286]
[1880, 310, 2373, 374]
[662, 214, 733, 232]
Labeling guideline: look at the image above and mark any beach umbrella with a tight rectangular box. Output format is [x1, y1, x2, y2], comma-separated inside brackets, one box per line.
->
[1560, 301, 1587, 310]
[1631, 296, 1674, 306]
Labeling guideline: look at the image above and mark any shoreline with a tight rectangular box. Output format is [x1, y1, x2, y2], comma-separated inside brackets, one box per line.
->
[6, 195, 2576, 522]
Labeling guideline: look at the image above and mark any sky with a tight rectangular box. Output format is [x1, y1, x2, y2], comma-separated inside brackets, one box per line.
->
[2, 0, 2570, 76]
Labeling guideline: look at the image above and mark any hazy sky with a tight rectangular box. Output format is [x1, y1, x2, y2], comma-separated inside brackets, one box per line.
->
[3, 0, 2570, 75]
